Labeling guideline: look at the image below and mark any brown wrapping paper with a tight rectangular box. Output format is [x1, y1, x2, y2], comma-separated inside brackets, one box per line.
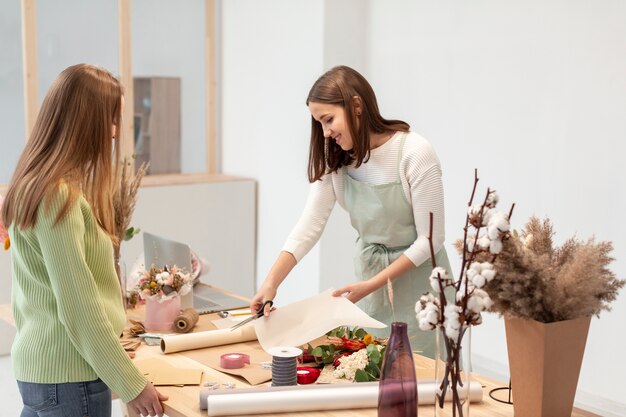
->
[181, 342, 272, 385]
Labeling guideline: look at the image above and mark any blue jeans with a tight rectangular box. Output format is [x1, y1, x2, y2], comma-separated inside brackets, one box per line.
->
[17, 378, 112, 417]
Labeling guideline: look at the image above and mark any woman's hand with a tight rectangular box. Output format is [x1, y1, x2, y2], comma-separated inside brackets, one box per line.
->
[127, 382, 168, 417]
[332, 280, 377, 303]
[250, 285, 277, 317]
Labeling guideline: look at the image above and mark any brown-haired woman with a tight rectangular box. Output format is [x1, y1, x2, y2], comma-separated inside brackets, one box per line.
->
[2, 64, 167, 417]
[251, 65, 451, 358]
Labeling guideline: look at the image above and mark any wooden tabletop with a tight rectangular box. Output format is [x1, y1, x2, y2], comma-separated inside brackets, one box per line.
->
[1, 286, 599, 417]
[122, 307, 597, 417]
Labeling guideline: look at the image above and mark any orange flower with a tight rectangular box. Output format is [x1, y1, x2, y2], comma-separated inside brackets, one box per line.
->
[363, 334, 375, 345]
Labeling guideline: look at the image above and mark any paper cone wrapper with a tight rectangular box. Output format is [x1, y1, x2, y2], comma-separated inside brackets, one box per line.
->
[505, 316, 591, 417]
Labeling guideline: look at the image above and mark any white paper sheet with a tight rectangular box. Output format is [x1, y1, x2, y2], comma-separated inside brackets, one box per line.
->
[199, 380, 483, 415]
[254, 289, 386, 351]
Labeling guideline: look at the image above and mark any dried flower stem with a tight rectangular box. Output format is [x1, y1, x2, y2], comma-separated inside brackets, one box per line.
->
[113, 158, 149, 286]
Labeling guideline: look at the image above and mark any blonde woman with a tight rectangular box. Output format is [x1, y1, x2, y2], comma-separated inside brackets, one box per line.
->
[2, 64, 167, 417]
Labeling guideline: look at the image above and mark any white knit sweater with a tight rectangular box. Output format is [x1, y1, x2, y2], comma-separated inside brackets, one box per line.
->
[282, 131, 446, 268]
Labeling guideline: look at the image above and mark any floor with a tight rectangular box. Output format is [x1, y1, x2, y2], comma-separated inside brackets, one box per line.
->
[0, 355, 125, 417]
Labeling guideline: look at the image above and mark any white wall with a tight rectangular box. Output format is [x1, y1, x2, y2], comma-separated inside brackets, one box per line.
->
[222, 1, 626, 415]
[221, 0, 326, 306]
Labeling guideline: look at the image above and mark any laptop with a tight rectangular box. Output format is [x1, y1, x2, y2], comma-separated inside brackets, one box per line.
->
[192, 283, 249, 315]
[143, 232, 249, 314]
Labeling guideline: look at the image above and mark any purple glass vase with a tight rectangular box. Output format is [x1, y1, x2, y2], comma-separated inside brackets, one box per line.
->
[378, 322, 418, 417]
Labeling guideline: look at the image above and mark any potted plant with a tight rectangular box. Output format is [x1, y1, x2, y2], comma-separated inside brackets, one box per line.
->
[481, 217, 624, 417]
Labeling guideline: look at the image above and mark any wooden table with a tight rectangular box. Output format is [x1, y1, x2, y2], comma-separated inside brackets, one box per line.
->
[121, 297, 598, 417]
[1, 289, 599, 417]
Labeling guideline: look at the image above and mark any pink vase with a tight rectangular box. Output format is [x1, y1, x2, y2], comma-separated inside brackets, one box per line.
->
[144, 296, 181, 332]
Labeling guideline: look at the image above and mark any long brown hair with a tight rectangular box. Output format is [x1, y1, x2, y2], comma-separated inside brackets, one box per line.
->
[2, 64, 123, 243]
[306, 65, 410, 182]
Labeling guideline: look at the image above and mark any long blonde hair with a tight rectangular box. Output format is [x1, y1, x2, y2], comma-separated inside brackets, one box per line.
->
[2, 64, 122, 243]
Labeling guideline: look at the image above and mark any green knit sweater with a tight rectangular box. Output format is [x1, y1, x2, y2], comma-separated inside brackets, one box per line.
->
[9, 185, 147, 403]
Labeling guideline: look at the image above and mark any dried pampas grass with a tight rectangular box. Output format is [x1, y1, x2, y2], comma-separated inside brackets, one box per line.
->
[480, 216, 624, 323]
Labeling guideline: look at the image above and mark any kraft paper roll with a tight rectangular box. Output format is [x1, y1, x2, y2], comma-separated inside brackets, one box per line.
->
[161, 324, 257, 354]
[199, 380, 483, 415]
[174, 308, 200, 333]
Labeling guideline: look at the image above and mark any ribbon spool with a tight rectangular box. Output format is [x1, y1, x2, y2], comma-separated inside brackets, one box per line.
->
[267, 346, 302, 387]
[220, 353, 251, 369]
[296, 366, 321, 385]
[174, 308, 199, 333]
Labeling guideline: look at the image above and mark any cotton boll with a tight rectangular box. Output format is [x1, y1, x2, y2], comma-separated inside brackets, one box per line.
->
[489, 212, 510, 232]
[466, 294, 484, 313]
[472, 273, 486, 288]
[487, 225, 500, 240]
[445, 325, 460, 340]
[481, 268, 496, 282]
[490, 239, 503, 254]
[429, 267, 449, 292]
[477, 235, 491, 249]
[486, 191, 499, 207]
[470, 262, 482, 272]
[425, 309, 439, 325]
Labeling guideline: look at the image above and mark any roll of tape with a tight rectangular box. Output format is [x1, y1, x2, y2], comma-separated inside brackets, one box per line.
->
[220, 353, 251, 369]
[296, 367, 321, 385]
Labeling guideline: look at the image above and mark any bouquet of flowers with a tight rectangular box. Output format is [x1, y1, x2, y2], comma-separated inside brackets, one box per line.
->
[302, 327, 386, 383]
[415, 170, 514, 416]
[135, 264, 193, 302]
[0, 194, 10, 250]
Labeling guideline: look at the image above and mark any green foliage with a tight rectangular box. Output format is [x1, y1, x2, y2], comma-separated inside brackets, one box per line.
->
[305, 326, 386, 382]
[124, 226, 141, 242]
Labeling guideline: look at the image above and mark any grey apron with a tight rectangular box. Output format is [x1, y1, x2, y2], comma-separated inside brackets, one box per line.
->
[343, 133, 451, 359]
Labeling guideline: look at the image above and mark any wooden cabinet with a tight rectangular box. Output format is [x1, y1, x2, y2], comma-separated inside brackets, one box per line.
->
[133, 77, 181, 174]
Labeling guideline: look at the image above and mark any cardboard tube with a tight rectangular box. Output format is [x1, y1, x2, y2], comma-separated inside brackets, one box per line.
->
[199, 380, 483, 415]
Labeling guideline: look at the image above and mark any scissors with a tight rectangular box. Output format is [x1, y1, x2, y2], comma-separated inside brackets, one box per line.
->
[230, 300, 274, 331]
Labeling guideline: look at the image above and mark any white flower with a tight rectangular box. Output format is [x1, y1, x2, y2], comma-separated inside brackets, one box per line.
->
[156, 271, 170, 285]
[333, 348, 369, 381]
[429, 267, 449, 293]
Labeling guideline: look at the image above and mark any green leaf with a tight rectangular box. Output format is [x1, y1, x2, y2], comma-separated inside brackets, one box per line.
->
[124, 226, 141, 241]
[355, 369, 369, 382]
[368, 349, 381, 364]
[354, 328, 367, 339]
[311, 347, 323, 357]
